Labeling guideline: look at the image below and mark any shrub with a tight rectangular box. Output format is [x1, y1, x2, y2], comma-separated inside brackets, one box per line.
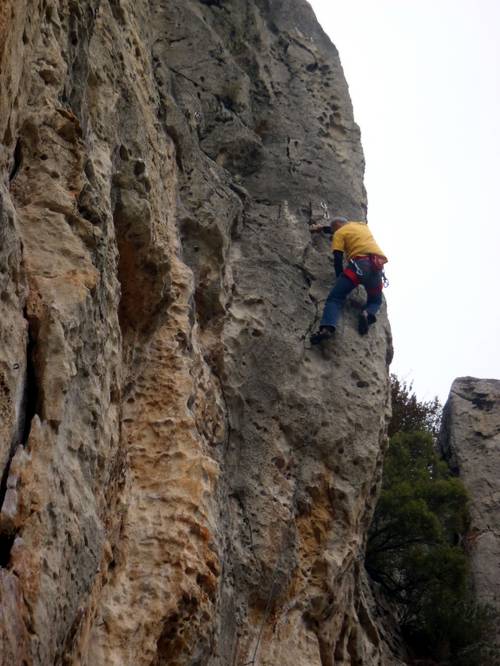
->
[388, 374, 442, 438]
[366, 376, 497, 664]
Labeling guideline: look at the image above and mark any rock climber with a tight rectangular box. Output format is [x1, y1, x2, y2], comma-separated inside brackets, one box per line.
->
[309, 216, 387, 345]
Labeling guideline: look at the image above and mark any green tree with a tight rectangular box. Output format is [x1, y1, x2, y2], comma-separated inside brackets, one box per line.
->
[367, 431, 468, 600]
[389, 374, 442, 438]
[366, 377, 497, 664]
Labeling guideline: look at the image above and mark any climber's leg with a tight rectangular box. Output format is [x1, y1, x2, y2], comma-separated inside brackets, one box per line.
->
[321, 274, 357, 328]
[366, 293, 382, 317]
[365, 283, 383, 317]
[310, 274, 357, 344]
[358, 276, 383, 335]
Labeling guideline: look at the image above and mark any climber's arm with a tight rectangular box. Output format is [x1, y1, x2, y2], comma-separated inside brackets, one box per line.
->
[333, 250, 344, 277]
[310, 223, 332, 234]
[332, 227, 346, 277]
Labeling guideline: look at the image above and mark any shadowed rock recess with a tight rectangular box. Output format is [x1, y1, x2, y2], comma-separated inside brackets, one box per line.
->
[0, 1, 396, 664]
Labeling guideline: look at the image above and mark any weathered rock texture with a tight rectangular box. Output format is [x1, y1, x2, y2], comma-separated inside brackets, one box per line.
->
[440, 377, 500, 639]
[0, 1, 395, 664]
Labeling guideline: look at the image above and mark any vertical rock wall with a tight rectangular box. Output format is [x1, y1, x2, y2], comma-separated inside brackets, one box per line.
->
[440, 377, 500, 641]
[0, 1, 396, 664]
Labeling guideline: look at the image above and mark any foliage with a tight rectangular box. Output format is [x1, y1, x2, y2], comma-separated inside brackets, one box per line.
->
[366, 431, 469, 608]
[389, 374, 442, 438]
[406, 597, 499, 666]
[365, 377, 498, 664]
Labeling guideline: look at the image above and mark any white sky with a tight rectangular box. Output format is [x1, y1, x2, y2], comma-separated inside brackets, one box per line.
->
[308, 0, 500, 403]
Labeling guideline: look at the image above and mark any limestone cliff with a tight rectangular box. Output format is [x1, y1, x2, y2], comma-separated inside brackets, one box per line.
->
[440, 377, 500, 642]
[0, 1, 395, 664]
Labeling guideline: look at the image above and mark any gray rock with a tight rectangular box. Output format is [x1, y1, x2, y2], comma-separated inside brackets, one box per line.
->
[440, 377, 500, 639]
[0, 1, 398, 664]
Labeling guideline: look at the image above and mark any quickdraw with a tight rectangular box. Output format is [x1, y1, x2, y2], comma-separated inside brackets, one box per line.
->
[350, 258, 364, 277]
[350, 257, 389, 288]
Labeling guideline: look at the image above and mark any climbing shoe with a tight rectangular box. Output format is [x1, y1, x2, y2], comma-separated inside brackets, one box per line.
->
[310, 325, 336, 345]
[358, 311, 369, 335]
[358, 311, 377, 335]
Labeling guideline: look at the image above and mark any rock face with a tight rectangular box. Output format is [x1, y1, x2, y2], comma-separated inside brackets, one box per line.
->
[0, 1, 396, 664]
[440, 377, 500, 633]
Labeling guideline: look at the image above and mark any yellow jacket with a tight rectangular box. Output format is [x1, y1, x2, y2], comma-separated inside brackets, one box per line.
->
[332, 221, 387, 261]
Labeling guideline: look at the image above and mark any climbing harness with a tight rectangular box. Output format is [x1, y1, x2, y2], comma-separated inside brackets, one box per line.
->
[348, 256, 389, 288]
[368, 253, 387, 271]
[350, 258, 364, 277]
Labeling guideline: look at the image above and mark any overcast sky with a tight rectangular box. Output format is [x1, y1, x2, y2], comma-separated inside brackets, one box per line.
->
[308, 0, 500, 403]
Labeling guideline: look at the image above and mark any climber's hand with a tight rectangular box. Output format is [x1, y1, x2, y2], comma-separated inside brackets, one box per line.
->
[310, 223, 330, 233]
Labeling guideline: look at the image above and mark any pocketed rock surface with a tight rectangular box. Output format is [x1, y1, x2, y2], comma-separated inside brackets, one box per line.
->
[440, 377, 500, 642]
[0, 1, 398, 664]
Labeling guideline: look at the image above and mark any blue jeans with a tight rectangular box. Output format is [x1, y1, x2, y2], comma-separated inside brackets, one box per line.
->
[320, 258, 383, 328]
